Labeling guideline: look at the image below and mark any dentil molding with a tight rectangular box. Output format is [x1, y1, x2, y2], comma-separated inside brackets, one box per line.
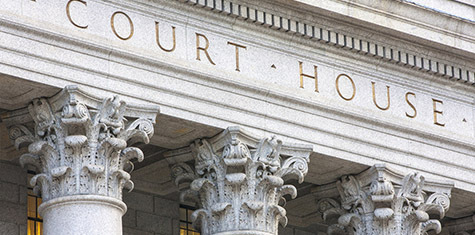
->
[177, 0, 475, 85]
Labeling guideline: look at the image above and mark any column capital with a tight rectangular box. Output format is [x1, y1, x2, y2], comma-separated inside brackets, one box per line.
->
[320, 164, 453, 235]
[5, 85, 159, 202]
[173, 126, 313, 235]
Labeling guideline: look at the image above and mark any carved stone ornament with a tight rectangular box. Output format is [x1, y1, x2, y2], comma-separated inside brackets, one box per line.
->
[321, 164, 453, 235]
[7, 85, 158, 202]
[173, 126, 313, 235]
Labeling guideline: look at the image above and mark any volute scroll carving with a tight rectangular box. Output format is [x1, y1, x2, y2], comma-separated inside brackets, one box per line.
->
[7, 86, 158, 202]
[321, 164, 453, 235]
[173, 127, 313, 235]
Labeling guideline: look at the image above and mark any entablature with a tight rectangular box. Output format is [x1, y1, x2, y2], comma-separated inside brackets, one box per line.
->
[1, 0, 475, 200]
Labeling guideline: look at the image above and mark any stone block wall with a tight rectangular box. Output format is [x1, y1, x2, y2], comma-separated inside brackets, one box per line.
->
[279, 226, 327, 235]
[0, 161, 27, 235]
[122, 191, 180, 235]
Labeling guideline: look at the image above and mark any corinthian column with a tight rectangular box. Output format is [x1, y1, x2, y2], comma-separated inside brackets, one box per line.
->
[7, 86, 159, 235]
[319, 164, 453, 235]
[172, 127, 313, 235]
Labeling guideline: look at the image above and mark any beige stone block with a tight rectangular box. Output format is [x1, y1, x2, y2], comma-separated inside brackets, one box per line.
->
[136, 211, 173, 234]
[0, 182, 18, 203]
[0, 222, 18, 235]
[154, 196, 180, 218]
[123, 192, 154, 213]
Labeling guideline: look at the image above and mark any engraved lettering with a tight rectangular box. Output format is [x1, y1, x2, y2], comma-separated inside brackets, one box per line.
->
[155, 21, 176, 52]
[227, 41, 247, 72]
[66, 0, 88, 29]
[299, 61, 318, 92]
[372, 81, 390, 110]
[432, 98, 445, 126]
[196, 33, 216, 65]
[405, 92, 417, 118]
[111, 11, 134, 40]
[336, 74, 356, 101]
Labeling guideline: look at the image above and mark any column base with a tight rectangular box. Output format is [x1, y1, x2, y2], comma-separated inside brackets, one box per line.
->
[38, 195, 126, 235]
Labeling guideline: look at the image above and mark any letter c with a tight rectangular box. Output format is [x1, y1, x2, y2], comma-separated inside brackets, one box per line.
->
[66, 0, 88, 29]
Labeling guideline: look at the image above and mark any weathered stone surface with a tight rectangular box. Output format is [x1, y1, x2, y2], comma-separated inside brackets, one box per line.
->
[0, 221, 18, 235]
[320, 164, 453, 235]
[14, 86, 157, 202]
[294, 230, 317, 235]
[154, 196, 180, 218]
[0, 162, 25, 185]
[123, 227, 154, 235]
[172, 218, 181, 235]
[40, 196, 126, 235]
[136, 211, 173, 234]
[18, 186, 27, 205]
[122, 208, 137, 228]
[5, 86, 159, 235]
[122, 191, 181, 235]
[0, 181, 18, 203]
[0, 162, 27, 235]
[0, 0, 472, 234]
[278, 227, 323, 235]
[0, 201, 27, 224]
[18, 224, 26, 235]
[174, 127, 313, 235]
[1, 0, 474, 207]
[278, 227, 294, 235]
[124, 191, 154, 213]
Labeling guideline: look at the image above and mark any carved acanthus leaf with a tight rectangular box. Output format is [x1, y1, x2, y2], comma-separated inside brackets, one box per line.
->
[173, 128, 312, 235]
[14, 88, 156, 202]
[321, 166, 452, 235]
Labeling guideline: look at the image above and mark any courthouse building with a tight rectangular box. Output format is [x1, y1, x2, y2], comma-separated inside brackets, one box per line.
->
[0, 0, 474, 234]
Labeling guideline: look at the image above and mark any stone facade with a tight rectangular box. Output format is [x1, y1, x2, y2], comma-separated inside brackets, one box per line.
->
[0, 0, 473, 234]
[320, 165, 452, 235]
[3, 86, 159, 235]
[0, 161, 27, 235]
[173, 127, 313, 235]
[16, 90, 154, 202]
[122, 191, 181, 235]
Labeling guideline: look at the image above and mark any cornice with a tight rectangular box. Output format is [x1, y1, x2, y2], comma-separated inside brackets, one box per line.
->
[178, 0, 475, 86]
